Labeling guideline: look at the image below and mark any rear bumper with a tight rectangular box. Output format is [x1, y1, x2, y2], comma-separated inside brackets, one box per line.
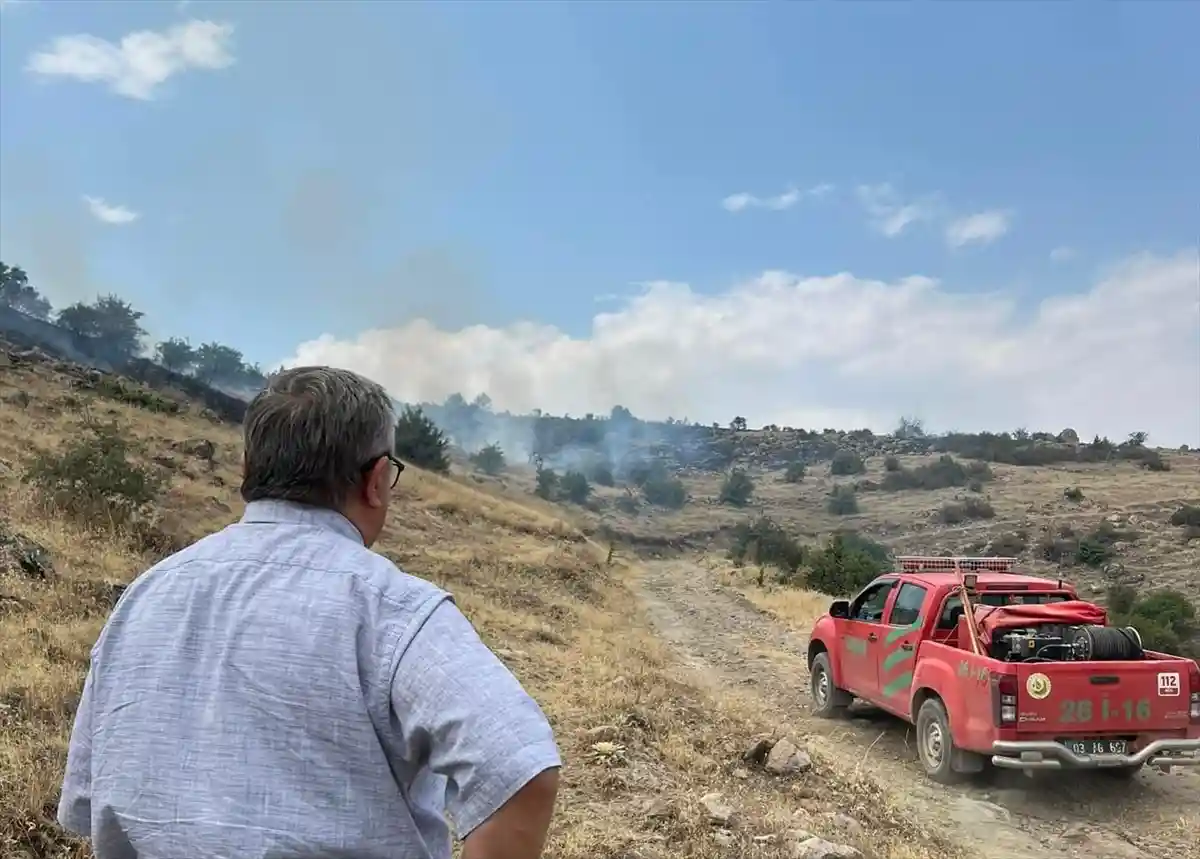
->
[991, 738, 1200, 770]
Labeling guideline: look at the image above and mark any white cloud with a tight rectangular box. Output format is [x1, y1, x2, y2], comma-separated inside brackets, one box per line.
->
[722, 184, 831, 213]
[855, 183, 940, 237]
[83, 196, 139, 225]
[25, 19, 234, 100]
[945, 209, 1012, 248]
[1050, 246, 1076, 263]
[284, 248, 1200, 446]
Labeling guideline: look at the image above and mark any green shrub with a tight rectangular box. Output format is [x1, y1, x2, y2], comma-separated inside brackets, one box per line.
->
[394, 406, 450, 473]
[805, 535, 890, 596]
[971, 530, 1029, 557]
[1109, 585, 1196, 657]
[89, 376, 181, 414]
[729, 516, 805, 575]
[883, 455, 901, 472]
[534, 467, 559, 500]
[590, 462, 615, 487]
[469, 442, 506, 475]
[558, 470, 592, 504]
[642, 473, 687, 509]
[880, 455, 993, 492]
[1063, 486, 1084, 502]
[719, 468, 755, 507]
[826, 485, 859, 515]
[830, 449, 866, 476]
[936, 497, 995, 524]
[23, 420, 166, 527]
[783, 461, 807, 483]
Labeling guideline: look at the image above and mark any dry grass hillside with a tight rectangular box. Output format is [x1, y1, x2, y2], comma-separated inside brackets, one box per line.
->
[500, 446, 1200, 607]
[1, 346, 964, 859]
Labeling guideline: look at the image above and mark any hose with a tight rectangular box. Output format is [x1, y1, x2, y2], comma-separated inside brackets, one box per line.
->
[1072, 624, 1145, 661]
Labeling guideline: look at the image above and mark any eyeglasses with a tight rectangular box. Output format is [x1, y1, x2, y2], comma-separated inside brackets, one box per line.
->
[361, 453, 405, 488]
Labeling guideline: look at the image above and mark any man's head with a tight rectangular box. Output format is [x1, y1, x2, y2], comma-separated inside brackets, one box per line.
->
[241, 366, 400, 546]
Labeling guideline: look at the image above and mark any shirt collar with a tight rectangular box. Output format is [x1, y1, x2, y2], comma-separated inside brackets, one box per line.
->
[240, 499, 365, 545]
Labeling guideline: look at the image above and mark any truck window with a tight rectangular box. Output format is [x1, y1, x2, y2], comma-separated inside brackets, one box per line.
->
[936, 591, 1072, 628]
[849, 579, 896, 623]
[888, 582, 928, 627]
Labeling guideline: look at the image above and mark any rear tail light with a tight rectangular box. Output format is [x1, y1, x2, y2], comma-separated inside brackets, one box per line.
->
[1190, 665, 1200, 722]
[994, 674, 1018, 726]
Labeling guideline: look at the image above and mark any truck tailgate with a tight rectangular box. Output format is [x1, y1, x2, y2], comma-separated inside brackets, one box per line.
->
[1013, 659, 1192, 733]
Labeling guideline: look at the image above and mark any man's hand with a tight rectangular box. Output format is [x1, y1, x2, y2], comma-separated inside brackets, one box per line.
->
[462, 767, 560, 859]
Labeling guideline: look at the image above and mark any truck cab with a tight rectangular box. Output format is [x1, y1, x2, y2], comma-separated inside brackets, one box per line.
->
[806, 556, 1200, 783]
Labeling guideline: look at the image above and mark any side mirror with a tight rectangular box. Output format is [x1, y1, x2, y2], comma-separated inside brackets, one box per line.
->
[829, 599, 850, 619]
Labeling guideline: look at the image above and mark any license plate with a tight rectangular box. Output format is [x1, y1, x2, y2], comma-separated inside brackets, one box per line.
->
[1062, 738, 1128, 756]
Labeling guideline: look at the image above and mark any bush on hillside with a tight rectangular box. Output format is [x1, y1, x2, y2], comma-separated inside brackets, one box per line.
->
[1108, 584, 1197, 657]
[879, 455, 993, 492]
[394, 405, 450, 473]
[936, 497, 996, 524]
[719, 468, 755, 507]
[968, 530, 1029, 557]
[806, 535, 890, 596]
[782, 461, 807, 483]
[558, 470, 592, 504]
[1037, 521, 1138, 567]
[729, 516, 805, 576]
[590, 461, 615, 487]
[1169, 504, 1200, 528]
[1063, 486, 1084, 502]
[641, 473, 687, 509]
[830, 449, 866, 476]
[469, 442, 506, 475]
[23, 420, 166, 527]
[826, 485, 859, 516]
[535, 467, 559, 500]
[883, 455, 901, 472]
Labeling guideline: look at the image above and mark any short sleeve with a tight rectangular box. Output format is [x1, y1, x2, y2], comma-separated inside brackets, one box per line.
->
[57, 661, 96, 836]
[389, 601, 561, 838]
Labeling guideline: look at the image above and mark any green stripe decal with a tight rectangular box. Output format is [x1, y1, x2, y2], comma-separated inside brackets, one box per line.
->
[882, 671, 914, 698]
[882, 648, 914, 672]
[885, 617, 922, 645]
[844, 637, 868, 656]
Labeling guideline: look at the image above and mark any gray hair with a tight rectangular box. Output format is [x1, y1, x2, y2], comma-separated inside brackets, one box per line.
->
[241, 366, 396, 509]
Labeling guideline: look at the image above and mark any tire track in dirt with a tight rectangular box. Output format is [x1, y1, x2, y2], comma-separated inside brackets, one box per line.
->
[635, 559, 1200, 859]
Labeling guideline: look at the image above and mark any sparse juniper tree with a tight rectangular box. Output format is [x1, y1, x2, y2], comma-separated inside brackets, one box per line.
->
[155, 337, 197, 373]
[56, 295, 146, 362]
[719, 468, 755, 506]
[194, 342, 246, 384]
[470, 442, 506, 475]
[0, 261, 52, 319]
[394, 405, 451, 474]
[730, 416, 748, 431]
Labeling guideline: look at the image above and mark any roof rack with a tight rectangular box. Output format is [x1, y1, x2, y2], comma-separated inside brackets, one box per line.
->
[896, 556, 1018, 574]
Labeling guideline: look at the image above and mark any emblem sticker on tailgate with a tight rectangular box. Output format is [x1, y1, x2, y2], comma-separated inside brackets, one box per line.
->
[1157, 672, 1181, 697]
[1026, 673, 1052, 700]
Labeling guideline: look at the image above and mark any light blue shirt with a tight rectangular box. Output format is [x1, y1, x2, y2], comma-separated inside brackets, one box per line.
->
[57, 500, 562, 859]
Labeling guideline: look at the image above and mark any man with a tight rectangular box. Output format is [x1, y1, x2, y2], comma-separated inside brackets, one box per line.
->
[58, 366, 561, 859]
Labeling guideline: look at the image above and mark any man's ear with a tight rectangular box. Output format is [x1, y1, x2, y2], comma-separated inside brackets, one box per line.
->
[364, 457, 389, 509]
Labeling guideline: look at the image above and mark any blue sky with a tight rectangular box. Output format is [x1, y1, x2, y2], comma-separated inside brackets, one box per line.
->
[1, 0, 1198, 442]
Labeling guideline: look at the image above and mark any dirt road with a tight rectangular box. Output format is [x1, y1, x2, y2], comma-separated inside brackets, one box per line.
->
[636, 559, 1200, 859]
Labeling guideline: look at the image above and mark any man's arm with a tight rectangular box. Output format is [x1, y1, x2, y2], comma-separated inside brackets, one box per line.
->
[462, 768, 559, 859]
[57, 661, 97, 836]
[390, 600, 561, 858]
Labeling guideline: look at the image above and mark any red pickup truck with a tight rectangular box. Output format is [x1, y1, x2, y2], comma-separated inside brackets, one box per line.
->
[806, 556, 1200, 783]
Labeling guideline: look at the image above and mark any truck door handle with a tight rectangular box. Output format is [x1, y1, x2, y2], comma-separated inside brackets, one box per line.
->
[900, 643, 914, 652]
[867, 633, 878, 642]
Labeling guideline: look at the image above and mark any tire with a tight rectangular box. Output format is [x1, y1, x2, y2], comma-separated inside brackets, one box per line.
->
[810, 652, 853, 718]
[916, 698, 969, 785]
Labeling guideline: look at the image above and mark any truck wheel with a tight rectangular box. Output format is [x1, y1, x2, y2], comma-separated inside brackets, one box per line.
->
[810, 653, 852, 718]
[916, 698, 968, 785]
